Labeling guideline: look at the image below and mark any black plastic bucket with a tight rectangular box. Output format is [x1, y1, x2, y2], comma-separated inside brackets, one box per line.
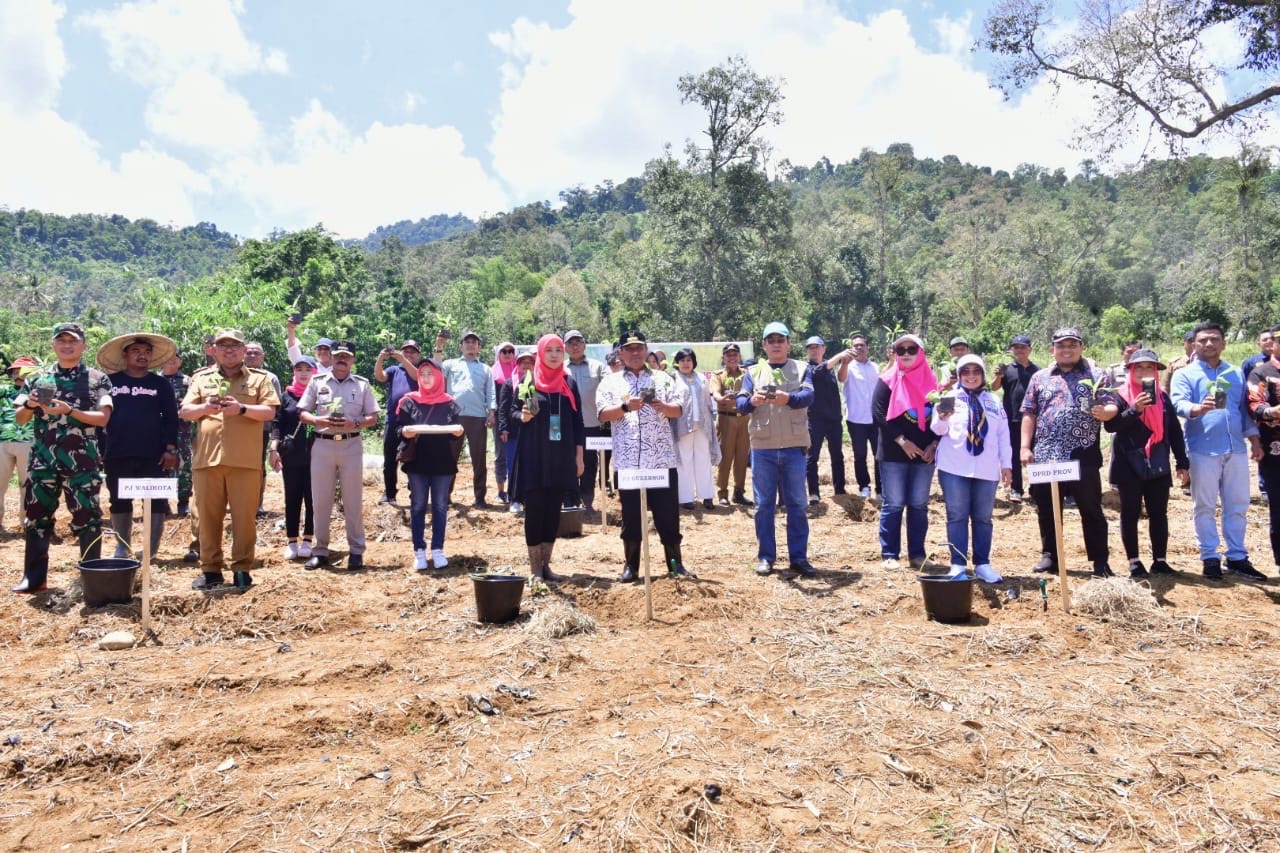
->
[79, 558, 140, 607]
[471, 574, 525, 623]
[558, 506, 584, 538]
[918, 575, 973, 623]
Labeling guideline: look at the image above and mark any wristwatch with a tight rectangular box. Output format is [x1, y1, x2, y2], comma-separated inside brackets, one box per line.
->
[896, 435, 907, 447]
[238, 404, 247, 416]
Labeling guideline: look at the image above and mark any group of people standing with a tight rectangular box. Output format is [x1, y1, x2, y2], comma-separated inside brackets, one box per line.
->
[9, 314, 1280, 596]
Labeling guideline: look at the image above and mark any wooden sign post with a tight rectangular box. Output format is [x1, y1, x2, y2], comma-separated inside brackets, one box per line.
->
[586, 436, 612, 534]
[618, 468, 670, 621]
[118, 477, 179, 633]
[1026, 460, 1081, 613]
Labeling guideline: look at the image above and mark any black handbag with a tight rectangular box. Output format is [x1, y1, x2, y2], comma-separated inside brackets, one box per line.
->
[278, 421, 304, 456]
[396, 437, 416, 464]
[1126, 446, 1171, 481]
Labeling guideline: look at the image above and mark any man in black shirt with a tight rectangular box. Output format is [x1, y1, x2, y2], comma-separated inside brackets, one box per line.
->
[991, 334, 1039, 502]
[803, 336, 846, 503]
[98, 334, 180, 559]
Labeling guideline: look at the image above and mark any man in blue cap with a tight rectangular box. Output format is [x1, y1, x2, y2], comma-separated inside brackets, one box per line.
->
[803, 335, 845, 503]
[738, 322, 817, 577]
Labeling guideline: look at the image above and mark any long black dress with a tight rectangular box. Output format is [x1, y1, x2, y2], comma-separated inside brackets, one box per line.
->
[510, 379, 585, 545]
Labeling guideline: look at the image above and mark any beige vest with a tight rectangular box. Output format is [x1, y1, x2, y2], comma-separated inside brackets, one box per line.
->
[747, 359, 810, 450]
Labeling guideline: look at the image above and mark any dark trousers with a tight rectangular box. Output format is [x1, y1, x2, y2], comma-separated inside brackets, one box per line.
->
[1117, 475, 1170, 560]
[807, 418, 845, 496]
[1260, 459, 1280, 564]
[281, 462, 314, 541]
[1031, 464, 1108, 565]
[567, 426, 608, 508]
[450, 416, 488, 503]
[105, 455, 168, 515]
[620, 469, 681, 546]
[522, 486, 564, 546]
[1009, 418, 1025, 492]
[382, 418, 400, 500]
[847, 420, 880, 493]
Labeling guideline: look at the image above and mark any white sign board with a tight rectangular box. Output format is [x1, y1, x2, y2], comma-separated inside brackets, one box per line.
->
[618, 468, 670, 490]
[1026, 460, 1081, 485]
[585, 436, 612, 451]
[118, 477, 178, 499]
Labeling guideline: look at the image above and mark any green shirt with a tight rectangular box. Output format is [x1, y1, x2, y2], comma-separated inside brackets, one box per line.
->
[0, 383, 33, 443]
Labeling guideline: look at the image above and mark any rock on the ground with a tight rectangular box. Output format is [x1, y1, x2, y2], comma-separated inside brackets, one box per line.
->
[98, 630, 136, 651]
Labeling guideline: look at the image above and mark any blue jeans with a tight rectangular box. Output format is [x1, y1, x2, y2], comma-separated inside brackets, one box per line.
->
[937, 470, 997, 567]
[751, 447, 809, 562]
[1189, 451, 1251, 561]
[879, 460, 934, 560]
[408, 471, 451, 551]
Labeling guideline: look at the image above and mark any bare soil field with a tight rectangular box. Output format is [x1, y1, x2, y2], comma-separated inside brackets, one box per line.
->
[3, 453, 1280, 851]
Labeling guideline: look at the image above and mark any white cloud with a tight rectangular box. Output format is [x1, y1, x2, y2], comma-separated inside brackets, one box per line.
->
[77, 0, 288, 85]
[220, 100, 509, 238]
[486, 0, 1266, 201]
[144, 70, 263, 153]
[0, 0, 67, 113]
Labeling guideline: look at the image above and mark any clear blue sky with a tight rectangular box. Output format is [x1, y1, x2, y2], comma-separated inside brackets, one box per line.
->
[0, 0, 1261, 239]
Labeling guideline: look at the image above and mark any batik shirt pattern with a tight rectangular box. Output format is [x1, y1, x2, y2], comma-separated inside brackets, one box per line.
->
[597, 368, 690, 471]
[1021, 362, 1114, 467]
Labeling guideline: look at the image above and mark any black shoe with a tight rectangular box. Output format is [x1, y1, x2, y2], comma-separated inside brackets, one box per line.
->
[1227, 558, 1267, 581]
[680, 502, 695, 511]
[1203, 558, 1223, 579]
[702, 499, 713, 510]
[755, 559, 774, 577]
[182, 549, 199, 563]
[474, 500, 490, 510]
[733, 492, 752, 506]
[1032, 553, 1058, 574]
[176, 503, 189, 518]
[789, 560, 818, 577]
[256, 508, 268, 518]
[1064, 495, 1077, 508]
[668, 561, 690, 578]
[304, 555, 329, 570]
[233, 571, 253, 591]
[1128, 560, 1149, 579]
[378, 495, 395, 505]
[192, 573, 224, 590]
[1150, 559, 1177, 575]
[347, 553, 364, 571]
[718, 497, 730, 507]
[1093, 562, 1115, 578]
[618, 565, 638, 583]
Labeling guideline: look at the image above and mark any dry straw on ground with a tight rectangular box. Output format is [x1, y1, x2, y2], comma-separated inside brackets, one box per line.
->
[524, 598, 597, 639]
[1071, 576, 1170, 629]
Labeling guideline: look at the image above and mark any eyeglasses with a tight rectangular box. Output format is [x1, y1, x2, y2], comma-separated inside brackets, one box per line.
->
[894, 344, 920, 356]
[500, 348, 515, 354]
[216, 342, 244, 350]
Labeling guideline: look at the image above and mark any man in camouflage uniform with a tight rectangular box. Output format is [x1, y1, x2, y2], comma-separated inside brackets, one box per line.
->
[12, 322, 114, 593]
[0, 356, 38, 532]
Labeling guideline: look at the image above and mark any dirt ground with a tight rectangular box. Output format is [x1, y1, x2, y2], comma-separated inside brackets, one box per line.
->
[3, 448, 1280, 852]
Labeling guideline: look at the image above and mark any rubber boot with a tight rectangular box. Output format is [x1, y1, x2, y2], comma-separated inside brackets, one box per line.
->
[618, 540, 641, 582]
[110, 512, 133, 559]
[541, 542, 562, 582]
[527, 545, 543, 580]
[148, 511, 165, 557]
[78, 526, 103, 562]
[664, 542, 689, 577]
[14, 530, 50, 592]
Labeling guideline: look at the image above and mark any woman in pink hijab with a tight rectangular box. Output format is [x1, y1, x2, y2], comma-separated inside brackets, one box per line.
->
[491, 342, 518, 504]
[872, 333, 939, 570]
[510, 334, 585, 582]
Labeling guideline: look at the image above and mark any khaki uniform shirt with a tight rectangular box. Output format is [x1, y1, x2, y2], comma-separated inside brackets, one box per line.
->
[184, 365, 280, 470]
[709, 368, 746, 416]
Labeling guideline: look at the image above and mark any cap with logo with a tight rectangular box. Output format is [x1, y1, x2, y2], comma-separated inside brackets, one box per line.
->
[214, 329, 245, 344]
[51, 322, 86, 341]
[1051, 327, 1084, 343]
[617, 330, 647, 348]
[722, 342, 741, 354]
[1009, 334, 1033, 348]
[400, 340, 420, 351]
[331, 340, 356, 356]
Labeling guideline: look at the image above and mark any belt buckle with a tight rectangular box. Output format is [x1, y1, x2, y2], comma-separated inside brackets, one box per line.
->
[333, 433, 345, 441]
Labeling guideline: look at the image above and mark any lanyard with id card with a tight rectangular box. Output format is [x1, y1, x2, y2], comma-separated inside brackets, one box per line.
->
[549, 395, 562, 441]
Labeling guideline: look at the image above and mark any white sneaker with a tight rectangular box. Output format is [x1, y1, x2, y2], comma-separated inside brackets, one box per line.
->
[509, 501, 523, 514]
[297, 541, 312, 559]
[974, 563, 1004, 583]
[881, 557, 901, 570]
[947, 564, 968, 578]
[431, 549, 448, 569]
[413, 550, 428, 571]
[283, 542, 300, 560]
[859, 487, 871, 498]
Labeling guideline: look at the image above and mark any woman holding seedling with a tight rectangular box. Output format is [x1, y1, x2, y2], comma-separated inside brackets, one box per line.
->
[497, 348, 536, 515]
[397, 358, 463, 572]
[873, 333, 939, 570]
[672, 348, 720, 509]
[930, 354, 1010, 583]
[1105, 349, 1189, 578]
[509, 334, 585, 582]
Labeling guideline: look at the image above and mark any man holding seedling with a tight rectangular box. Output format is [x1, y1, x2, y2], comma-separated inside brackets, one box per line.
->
[11, 323, 114, 594]
[1171, 322, 1264, 580]
[738, 322, 817, 578]
[180, 329, 280, 591]
[1020, 327, 1118, 578]
[299, 340, 380, 572]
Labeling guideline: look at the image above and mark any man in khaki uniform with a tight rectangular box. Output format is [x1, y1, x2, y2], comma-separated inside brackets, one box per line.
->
[180, 329, 279, 591]
[709, 342, 750, 506]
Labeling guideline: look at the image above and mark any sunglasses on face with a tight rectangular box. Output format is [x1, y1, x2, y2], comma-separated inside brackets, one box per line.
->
[959, 366, 983, 375]
[500, 348, 515, 354]
[894, 344, 920, 356]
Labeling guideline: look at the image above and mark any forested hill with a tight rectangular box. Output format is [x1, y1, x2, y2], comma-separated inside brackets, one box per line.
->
[1, 146, 1277, 376]
[348, 213, 477, 250]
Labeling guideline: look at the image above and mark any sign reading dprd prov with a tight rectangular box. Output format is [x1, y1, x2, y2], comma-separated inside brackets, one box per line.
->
[1026, 460, 1081, 485]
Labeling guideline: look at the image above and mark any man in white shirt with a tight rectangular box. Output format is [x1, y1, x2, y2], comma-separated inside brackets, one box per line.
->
[835, 334, 881, 499]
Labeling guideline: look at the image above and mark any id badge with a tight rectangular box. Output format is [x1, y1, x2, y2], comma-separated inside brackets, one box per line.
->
[549, 413, 562, 441]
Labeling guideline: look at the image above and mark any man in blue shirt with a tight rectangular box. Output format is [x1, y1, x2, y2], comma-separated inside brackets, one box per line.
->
[374, 340, 421, 505]
[1170, 322, 1264, 579]
[435, 331, 496, 508]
